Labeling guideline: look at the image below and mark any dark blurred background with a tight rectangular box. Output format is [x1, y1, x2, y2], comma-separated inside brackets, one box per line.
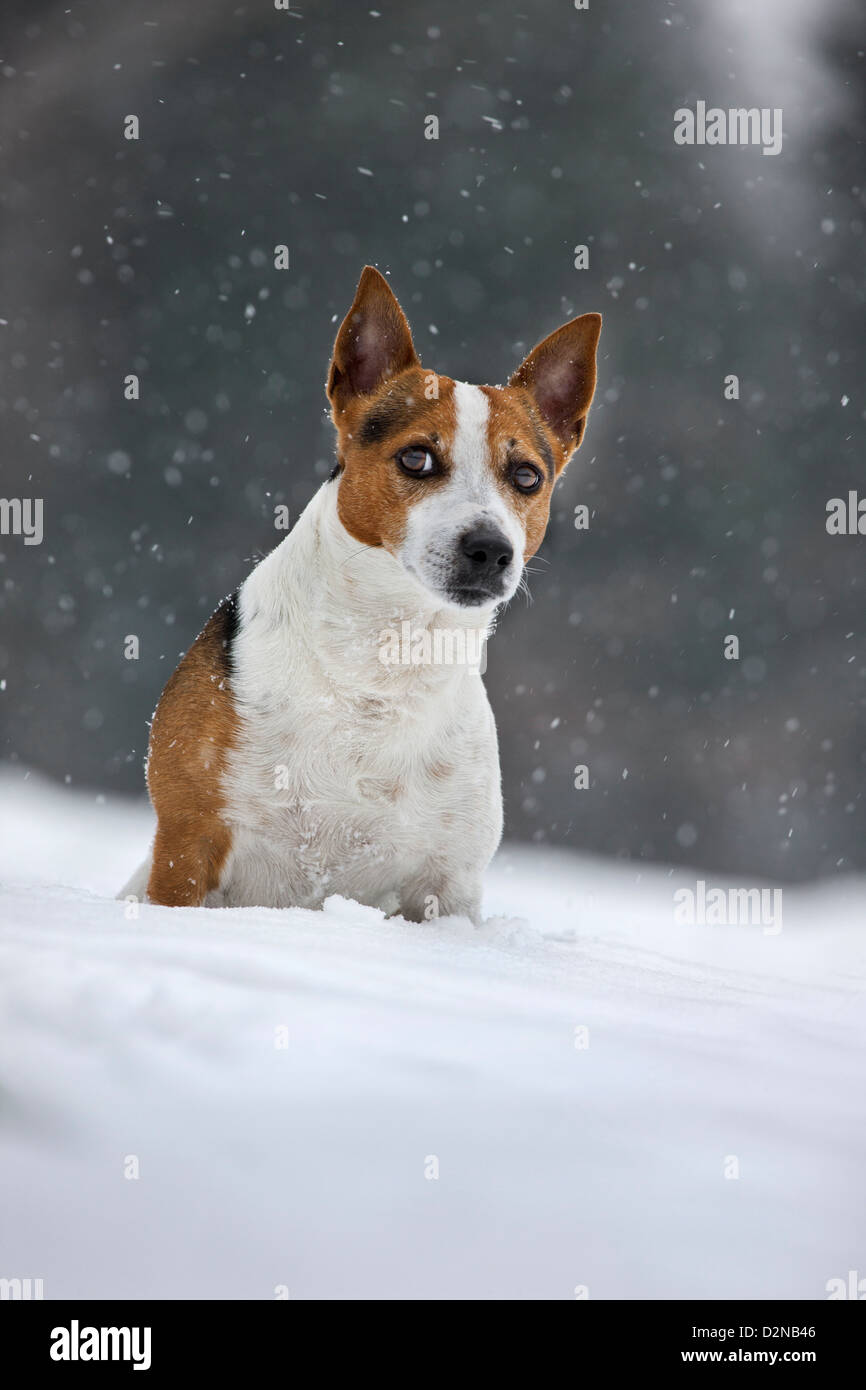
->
[1, 0, 863, 880]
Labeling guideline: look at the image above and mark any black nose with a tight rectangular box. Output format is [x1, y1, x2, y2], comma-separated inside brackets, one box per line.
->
[459, 528, 514, 578]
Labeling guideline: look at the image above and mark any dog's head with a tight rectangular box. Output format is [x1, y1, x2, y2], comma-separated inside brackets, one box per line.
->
[327, 266, 601, 610]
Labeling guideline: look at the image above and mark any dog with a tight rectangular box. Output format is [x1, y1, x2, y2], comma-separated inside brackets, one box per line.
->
[120, 267, 601, 920]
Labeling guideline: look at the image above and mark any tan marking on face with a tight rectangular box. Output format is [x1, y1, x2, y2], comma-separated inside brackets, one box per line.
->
[331, 367, 459, 552]
[480, 385, 568, 561]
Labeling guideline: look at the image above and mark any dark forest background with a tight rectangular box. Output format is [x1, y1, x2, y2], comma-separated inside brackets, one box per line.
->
[1, 0, 863, 880]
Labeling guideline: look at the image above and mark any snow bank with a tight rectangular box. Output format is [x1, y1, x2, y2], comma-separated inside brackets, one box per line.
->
[0, 767, 863, 1299]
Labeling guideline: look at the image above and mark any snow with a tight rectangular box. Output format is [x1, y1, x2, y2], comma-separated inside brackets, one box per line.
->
[1, 767, 864, 1300]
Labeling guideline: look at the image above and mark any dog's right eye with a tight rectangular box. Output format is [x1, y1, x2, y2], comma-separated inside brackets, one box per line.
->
[397, 446, 437, 477]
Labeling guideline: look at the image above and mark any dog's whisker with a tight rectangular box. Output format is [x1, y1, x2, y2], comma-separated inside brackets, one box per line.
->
[339, 543, 376, 569]
[516, 572, 534, 607]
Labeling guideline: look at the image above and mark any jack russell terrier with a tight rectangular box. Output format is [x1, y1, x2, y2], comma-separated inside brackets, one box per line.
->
[121, 267, 601, 921]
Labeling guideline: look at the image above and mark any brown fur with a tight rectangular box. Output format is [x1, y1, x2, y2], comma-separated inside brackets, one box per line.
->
[146, 596, 239, 906]
[478, 385, 563, 561]
[333, 368, 458, 550]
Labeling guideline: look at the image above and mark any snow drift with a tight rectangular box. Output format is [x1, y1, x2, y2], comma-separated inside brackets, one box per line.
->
[0, 767, 864, 1299]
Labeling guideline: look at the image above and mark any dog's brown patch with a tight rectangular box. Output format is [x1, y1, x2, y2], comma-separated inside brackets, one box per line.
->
[478, 386, 563, 560]
[332, 366, 458, 550]
[497, 311, 602, 558]
[146, 594, 239, 906]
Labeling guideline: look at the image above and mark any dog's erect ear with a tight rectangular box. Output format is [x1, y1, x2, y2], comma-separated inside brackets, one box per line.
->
[327, 266, 419, 406]
[509, 312, 602, 460]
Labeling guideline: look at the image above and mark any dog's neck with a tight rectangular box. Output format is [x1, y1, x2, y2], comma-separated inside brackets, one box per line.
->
[240, 481, 495, 703]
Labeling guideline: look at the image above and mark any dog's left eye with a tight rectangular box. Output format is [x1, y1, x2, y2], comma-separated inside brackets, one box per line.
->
[512, 463, 543, 493]
[397, 446, 437, 477]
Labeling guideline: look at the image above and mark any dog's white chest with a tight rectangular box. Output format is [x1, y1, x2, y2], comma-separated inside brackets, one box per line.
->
[218, 678, 500, 915]
[207, 489, 504, 919]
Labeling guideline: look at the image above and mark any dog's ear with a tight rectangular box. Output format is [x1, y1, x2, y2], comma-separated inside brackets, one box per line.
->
[327, 266, 419, 406]
[509, 312, 602, 461]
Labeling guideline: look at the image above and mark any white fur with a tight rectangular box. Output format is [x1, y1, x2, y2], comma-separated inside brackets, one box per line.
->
[209, 482, 503, 920]
[399, 383, 525, 605]
[119, 854, 152, 903]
